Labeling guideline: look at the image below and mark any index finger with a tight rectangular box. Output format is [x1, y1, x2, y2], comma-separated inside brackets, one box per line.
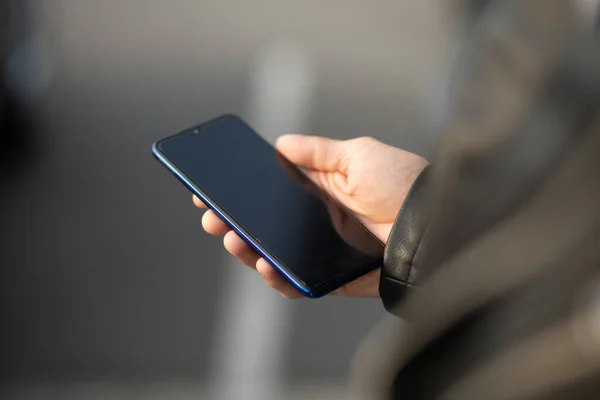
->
[193, 195, 208, 209]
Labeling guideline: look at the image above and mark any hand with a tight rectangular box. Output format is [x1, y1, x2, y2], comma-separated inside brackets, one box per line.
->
[195, 135, 428, 298]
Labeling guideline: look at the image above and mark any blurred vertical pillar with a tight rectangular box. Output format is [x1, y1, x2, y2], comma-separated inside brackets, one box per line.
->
[575, 0, 600, 27]
[208, 40, 315, 400]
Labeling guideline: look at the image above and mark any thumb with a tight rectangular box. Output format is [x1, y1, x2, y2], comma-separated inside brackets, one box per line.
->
[275, 134, 345, 172]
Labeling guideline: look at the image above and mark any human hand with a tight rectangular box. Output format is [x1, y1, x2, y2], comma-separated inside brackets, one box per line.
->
[195, 135, 428, 298]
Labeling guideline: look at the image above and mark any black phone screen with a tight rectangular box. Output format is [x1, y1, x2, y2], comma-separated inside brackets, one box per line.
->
[156, 115, 383, 294]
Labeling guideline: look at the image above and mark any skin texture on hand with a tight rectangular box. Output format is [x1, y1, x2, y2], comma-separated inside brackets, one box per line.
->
[194, 135, 428, 299]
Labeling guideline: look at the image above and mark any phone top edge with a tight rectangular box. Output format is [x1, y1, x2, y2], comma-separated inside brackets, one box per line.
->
[154, 114, 243, 147]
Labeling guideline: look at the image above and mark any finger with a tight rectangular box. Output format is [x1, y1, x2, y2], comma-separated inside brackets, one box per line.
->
[276, 135, 345, 172]
[256, 258, 303, 299]
[303, 169, 327, 192]
[332, 269, 381, 297]
[193, 195, 208, 208]
[223, 231, 260, 269]
[202, 210, 230, 236]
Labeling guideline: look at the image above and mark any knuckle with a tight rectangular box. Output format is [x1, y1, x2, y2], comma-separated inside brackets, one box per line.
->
[354, 136, 378, 146]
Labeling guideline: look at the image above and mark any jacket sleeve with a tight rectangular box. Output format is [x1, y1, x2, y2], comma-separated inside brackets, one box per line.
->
[379, 166, 429, 314]
[378, 0, 587, 316]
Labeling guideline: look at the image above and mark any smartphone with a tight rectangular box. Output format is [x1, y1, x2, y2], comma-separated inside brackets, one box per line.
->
[152, 114, 384, 298]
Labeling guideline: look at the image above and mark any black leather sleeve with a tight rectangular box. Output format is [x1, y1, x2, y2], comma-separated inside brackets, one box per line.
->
[379, 166, 429, 314]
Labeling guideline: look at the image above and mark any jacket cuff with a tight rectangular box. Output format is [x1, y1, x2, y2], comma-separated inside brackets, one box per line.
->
[379, 166, 430, 315]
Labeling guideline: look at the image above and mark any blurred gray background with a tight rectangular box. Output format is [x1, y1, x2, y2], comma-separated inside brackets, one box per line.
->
[0, 0, 457, 398]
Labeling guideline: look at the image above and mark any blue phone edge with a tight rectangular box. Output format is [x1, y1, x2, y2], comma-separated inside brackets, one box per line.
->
[152, 137, 382, 298]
